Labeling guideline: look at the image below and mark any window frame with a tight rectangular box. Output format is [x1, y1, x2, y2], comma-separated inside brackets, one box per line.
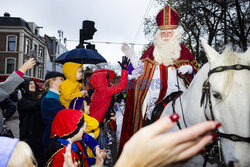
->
[34, 44, 38, 54]
[25, 39, 30, 55]
[6, 35, 17, 52]
[5, 57, 16, 74]
[33, 65, 36, 77]
[25, 69, 31, 76]
[38, 65, 42, 79]
[38, 47, 43, 60]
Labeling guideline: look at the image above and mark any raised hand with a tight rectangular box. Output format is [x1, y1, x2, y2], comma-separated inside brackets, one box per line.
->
[18, 58, 36, 73]
[63, 143, 78, 167]
[95, 146, 107, 166]
[118, 56, 130, 70]
[121, 43, 135, 59]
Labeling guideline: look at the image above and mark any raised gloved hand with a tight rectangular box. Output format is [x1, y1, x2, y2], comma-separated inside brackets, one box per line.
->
[121, 43, 136, 59]
[178, 65, 193, 74]
[118, 56, 130, 70]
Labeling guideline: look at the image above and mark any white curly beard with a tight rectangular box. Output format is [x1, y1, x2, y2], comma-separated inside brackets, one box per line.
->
[153, 29, 181, 66]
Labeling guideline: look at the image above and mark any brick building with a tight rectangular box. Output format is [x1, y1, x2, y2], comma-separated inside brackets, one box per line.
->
[0, 12, 46, 86]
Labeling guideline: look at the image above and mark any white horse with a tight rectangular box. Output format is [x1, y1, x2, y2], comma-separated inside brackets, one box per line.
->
[160, 40, 250, 166]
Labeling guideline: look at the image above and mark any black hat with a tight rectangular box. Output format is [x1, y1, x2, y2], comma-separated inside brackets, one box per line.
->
[45, 71, 65, 81]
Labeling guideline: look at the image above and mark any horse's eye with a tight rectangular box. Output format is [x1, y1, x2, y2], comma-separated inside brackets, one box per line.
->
[212, 92, 222, 100]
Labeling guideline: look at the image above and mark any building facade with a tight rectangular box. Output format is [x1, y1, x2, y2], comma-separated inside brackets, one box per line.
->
[0, 12, 46, 84]
[44, 35, 67, 73]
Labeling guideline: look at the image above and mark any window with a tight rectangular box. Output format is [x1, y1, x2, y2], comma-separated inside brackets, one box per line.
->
[25, 39, 30, 54]
[26, 69, 31, 76]
[7, 36, 16, 51]
[34, 44, 38, 53]
[35, 29, 38, 36]
[38, 65, 42, 78]
[39, 48, 43, 60]
[5, 58, 16, 74]
[32, 44, 38, 58]
[33, 66, 36, 77]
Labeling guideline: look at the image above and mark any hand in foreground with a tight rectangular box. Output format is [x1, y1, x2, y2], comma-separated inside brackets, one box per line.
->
[18, 58, 36, 73]
[80, 90, 88, 96]
[118, 56, 130, 70]
[121, 43, 135, 59]
[63, 143, 78, 167]
[115, 113, 221, 167]
[95, 146, 107, 166]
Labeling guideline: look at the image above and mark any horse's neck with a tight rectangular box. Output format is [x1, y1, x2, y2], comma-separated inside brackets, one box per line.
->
[177, 63, 211, 126]
[161, 63, 211, 127]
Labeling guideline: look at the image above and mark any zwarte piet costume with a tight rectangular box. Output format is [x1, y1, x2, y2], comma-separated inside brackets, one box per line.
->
[45, 109, 99, 167]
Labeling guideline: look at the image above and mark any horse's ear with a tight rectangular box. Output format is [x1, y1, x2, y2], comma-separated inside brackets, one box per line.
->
[201, 39, 219, 63]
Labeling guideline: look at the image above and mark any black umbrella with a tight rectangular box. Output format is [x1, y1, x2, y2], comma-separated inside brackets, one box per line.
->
[54, 48, 107, 64]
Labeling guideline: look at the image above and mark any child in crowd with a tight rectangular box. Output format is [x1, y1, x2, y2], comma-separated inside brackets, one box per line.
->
[69, 96, 100, 139]
[89, 57, 129, 122]
[69, 96, 100, 162]
[59, 62, 86, 108]
[69, 96, 90, 115]
[45, 109, 106, 167]
[59, 62, 100, 140]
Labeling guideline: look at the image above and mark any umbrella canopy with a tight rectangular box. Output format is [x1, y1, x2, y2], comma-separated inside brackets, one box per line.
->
[54, 48, 107, 64]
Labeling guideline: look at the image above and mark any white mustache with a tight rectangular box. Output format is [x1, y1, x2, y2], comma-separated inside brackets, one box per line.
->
[162, 37, 170, 41]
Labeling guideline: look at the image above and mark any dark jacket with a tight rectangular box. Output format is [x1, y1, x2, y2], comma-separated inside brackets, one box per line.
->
[17, 78, 40, 141]
[41, 90, 65, 150]
[0, 97, 16, 120]
[17, 78, 44, 161]
[17, 95, 40, 141]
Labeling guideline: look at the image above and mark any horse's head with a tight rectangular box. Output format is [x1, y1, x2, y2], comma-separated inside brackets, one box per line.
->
[202, 40, 250, 166]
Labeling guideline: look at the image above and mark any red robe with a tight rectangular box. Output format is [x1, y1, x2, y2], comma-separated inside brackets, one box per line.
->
[118, 44, 197, 155]
[46, 142, 89, 167]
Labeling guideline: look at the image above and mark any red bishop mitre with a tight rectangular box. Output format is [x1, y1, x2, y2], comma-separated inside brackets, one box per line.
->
[156, 5, 180, 29]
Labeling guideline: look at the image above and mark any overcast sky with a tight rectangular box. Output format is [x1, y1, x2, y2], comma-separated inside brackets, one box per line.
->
[1, 0, 161, 64]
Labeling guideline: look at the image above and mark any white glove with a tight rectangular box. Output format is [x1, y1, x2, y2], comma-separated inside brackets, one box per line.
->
[121, 43, 136, 59]
[178, 65, 193, 74]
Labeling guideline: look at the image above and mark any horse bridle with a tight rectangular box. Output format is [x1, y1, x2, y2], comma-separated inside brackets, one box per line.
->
[200, 64, 250, 166]
[201, 64, 250, 142]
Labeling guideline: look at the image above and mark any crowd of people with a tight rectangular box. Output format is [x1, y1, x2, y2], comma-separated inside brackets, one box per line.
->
[0, 5, 223, 167]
